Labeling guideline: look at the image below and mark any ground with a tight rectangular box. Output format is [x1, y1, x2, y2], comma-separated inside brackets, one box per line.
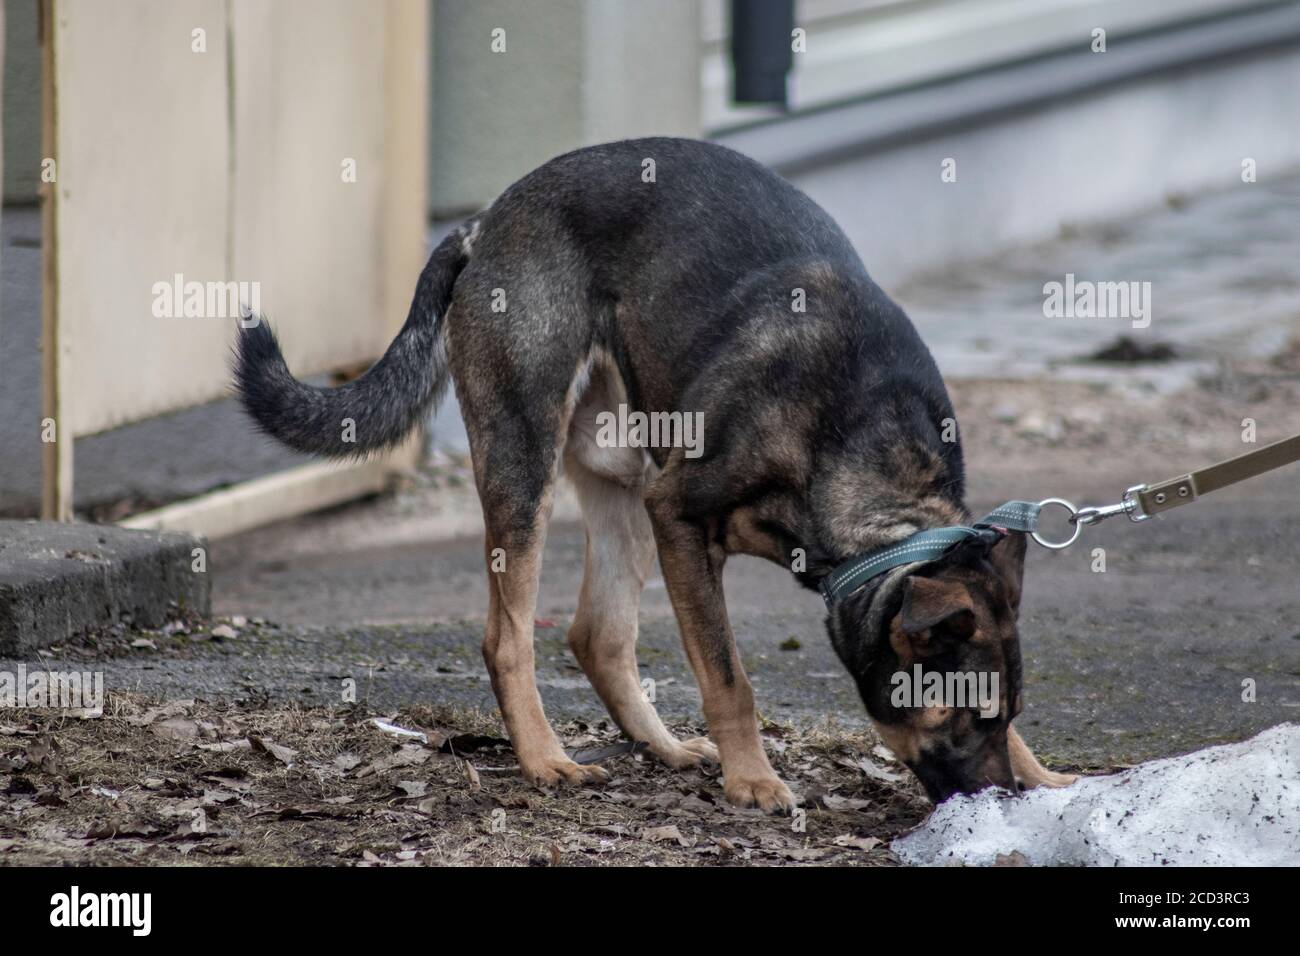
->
[3, 339, 1298, 866]
[3, 183, 1300, 866]
[0, 692, 923, 866]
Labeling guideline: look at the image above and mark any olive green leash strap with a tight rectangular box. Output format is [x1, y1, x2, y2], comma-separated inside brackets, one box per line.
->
[1136, 433, 1300, 516]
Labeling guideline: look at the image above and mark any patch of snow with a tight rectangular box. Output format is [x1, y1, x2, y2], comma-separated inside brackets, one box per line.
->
[893, 724, 1299, 866]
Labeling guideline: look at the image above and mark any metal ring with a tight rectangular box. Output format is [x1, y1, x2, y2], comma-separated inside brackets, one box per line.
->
[1031, 498, 1082, 550]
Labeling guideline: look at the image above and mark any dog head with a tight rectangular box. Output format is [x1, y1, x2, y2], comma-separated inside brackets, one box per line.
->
[827, 531, 1027, 802]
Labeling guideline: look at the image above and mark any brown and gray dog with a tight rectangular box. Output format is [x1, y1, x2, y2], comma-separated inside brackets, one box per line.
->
[235, 137, 1075, 812]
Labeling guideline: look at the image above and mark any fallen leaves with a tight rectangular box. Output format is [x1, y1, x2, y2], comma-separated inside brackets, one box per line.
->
[0, 692, 929, 867]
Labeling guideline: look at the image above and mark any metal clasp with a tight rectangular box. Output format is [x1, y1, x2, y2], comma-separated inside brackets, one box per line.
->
[1071, 484, 1151, 527]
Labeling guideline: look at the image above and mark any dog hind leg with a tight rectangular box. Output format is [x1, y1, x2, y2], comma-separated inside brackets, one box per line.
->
[456, 333, 609, 788]
[564, 456, 719, 769]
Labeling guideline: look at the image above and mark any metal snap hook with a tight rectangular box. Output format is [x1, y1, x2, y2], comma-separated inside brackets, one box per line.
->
[1031, 497, 1082, 550]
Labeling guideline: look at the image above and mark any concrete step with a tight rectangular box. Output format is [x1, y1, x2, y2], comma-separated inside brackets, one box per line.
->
[0, 521, 210, 654]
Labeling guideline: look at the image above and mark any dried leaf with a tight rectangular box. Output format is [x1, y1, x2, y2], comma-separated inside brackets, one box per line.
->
[819, 794, 874, 812]
[86, 819, 159, 839]
[249, 736, 298, 766]
[151, 718, 200, 741]
[196, 739, 251, 754]
[642, 825, 692, 847]
[995, 850, 1030, 867]
[833, 834, 881, 852]
[128, 700, 194, 726]
[568, 740, 645, 764]
[357, 744, 429, 778]
[333, 753, 363, 772]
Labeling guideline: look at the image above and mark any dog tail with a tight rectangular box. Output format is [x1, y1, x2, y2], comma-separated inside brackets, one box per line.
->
[233, 221, 474, 459]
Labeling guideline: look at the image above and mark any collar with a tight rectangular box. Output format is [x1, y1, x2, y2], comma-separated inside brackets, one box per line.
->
[819, 500, 1042, 608]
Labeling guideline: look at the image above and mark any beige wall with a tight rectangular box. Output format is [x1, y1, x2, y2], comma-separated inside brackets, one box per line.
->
[49, 0, 428, 438]
[429, 0, 701, 217]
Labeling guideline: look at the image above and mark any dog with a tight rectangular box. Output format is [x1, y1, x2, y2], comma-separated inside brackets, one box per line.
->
[234, 137, 1076, 811]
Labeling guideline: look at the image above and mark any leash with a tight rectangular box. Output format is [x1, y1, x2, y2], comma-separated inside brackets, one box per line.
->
[820, 432, 1300, 608]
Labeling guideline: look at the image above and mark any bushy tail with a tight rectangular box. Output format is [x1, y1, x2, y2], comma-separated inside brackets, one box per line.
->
[233, 225, 471, 459]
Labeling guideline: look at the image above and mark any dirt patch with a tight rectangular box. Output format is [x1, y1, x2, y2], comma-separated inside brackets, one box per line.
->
[949, 339, 1300, 470]
[0, 693, 930, 866]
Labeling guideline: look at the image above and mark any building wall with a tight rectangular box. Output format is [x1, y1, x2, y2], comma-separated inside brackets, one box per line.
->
[428, 0, 701, 217]
[811, 56, 1300, 287]
[2, 0, 38, 203]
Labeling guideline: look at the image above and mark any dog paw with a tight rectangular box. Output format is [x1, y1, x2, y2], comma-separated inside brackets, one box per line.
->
[655, 736, 719, 770]
[724, 772, 797, 814]
[523, 757, 610, 789]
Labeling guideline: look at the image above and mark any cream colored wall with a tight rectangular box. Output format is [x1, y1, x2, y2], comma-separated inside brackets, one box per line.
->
[54, 0, 231, 436]
[49, 0, 428, 438]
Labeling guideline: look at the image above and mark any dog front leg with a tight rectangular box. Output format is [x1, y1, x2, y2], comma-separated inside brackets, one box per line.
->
[1009, 725, 1078, 789]
[646, 493, 795, 813]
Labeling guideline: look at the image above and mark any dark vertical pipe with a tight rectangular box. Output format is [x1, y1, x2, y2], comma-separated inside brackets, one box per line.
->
[730, 0, 795, 108]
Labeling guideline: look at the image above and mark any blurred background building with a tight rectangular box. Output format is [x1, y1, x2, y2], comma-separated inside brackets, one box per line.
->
[3, 0, 1300, 533]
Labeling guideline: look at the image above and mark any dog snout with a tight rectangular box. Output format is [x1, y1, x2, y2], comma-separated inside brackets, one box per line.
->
[914, 743, 1018, 803]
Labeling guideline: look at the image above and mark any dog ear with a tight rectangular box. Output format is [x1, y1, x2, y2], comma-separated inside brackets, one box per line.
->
[896, 576, 976, 644]
[987, 531, 1027, 613]
[827, 572, 898, 674]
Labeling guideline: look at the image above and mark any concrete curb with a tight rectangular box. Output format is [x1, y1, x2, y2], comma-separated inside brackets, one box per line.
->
[0, 521, 210, 654]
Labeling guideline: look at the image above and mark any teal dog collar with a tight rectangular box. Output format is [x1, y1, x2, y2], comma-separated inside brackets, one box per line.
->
[819, 500, 1042, 608]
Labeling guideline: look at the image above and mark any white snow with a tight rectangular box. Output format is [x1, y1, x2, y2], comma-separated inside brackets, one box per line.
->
[893, 723, 1299, 866]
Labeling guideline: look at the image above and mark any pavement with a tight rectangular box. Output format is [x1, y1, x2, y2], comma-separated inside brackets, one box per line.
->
[0, 520, 208, 654]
